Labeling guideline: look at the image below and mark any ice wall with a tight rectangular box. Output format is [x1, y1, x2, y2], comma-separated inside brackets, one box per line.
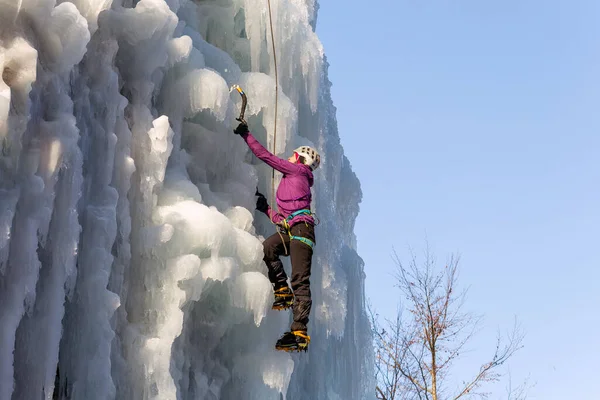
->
[0, 0, 374, 399]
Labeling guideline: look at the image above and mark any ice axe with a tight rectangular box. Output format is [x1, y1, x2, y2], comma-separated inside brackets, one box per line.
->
[230, 84, 247, 125]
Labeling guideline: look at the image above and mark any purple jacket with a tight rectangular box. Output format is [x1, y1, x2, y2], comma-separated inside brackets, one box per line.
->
[241, 131, 315, 227]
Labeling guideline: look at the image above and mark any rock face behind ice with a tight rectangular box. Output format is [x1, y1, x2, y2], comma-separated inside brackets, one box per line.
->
[0, 1, 374, 399]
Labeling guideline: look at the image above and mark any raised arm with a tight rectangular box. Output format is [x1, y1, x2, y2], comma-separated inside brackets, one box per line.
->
[234, 124, 305, 175]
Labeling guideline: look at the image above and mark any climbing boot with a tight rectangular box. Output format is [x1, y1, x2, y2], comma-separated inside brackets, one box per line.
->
[275, 330, 310, 352]
[272, 286, 294, 310]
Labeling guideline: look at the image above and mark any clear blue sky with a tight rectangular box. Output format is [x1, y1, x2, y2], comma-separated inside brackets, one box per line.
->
[316, 1, 600, 398]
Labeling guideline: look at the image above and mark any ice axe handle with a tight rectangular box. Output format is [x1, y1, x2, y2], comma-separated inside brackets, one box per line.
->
[234, 85, 248, 125]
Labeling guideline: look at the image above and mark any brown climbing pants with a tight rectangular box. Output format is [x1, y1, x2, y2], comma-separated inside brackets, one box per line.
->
[262, 223, 315, 332]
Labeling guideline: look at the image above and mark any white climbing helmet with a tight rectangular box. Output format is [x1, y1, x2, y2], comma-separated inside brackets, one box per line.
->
[294, 146, 321, 170]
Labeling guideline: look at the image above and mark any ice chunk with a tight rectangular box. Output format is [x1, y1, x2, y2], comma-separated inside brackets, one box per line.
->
[231, 351, 295, 399]
[225, 206, 255, 232]
[101, 0, 178, 85]
[46, 2, 90, 73]
[201, 256, 238, 283]
[167, 68, 230, 121]
[167, 35, 193, 66]
[1, 36, 37, 102]
[234, 228, 264, 272]
[171, 254, 204, 301]
[66, 0, 112, 34]
[158, 167, 204, 206]
[155, 200, 236, 256]
[231, 271, 271, 326]
[181, 26, 242, 85]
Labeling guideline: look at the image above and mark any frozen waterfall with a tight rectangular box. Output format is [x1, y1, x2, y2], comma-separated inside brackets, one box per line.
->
[0, 0, 374, 399]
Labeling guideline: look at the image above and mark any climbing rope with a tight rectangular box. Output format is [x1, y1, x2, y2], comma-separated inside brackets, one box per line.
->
[233, 2, 296, 254]
[265, 0, 292, 253]
[266, 0, 279, 209]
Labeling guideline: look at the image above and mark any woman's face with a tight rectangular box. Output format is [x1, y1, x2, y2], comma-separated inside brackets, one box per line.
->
[287, 152, 299, 163]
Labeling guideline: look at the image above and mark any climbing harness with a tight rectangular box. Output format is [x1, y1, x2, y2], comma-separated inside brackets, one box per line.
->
[278, 209, 316, 249]
[290, 235, 314, 249]
[283, 209, 312, 227]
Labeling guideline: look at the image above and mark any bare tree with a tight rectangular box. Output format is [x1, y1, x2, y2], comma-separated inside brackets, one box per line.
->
[372, 247, 525, 400]
[505, 372, 534, 400]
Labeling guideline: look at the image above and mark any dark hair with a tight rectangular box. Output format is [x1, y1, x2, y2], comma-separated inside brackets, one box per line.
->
[297, 155, 306, 165]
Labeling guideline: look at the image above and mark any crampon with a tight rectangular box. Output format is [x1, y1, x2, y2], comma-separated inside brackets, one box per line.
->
[272, 286, 294, 310]
[275, 331, 310, 352]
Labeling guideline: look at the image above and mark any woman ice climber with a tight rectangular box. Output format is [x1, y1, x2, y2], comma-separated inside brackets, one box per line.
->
[234, 121, 320, 352]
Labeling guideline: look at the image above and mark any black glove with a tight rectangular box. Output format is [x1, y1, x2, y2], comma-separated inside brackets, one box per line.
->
[256, 191, 269, 213]
[233, 121, 249, 135]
